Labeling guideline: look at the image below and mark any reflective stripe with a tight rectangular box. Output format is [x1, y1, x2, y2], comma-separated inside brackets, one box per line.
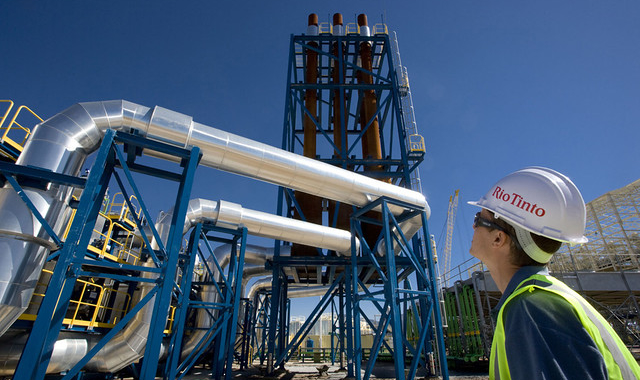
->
[527, 275, 640, 380]
[491, 274, 640, 380]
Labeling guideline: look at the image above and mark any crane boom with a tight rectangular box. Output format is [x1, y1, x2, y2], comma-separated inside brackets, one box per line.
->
[442, 189, 460, 280]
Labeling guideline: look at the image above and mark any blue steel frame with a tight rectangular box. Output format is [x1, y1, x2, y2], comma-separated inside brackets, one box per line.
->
[349, 196, 449, 380]
[276, 272, 345, 366]
[166, 223, 247, 380]
[280, 32, 422, 183]
[264, 24, 436, 380]
[12, 130, 201, 380]
[237, 298, 253, 370]
[251, 290, 272, 365]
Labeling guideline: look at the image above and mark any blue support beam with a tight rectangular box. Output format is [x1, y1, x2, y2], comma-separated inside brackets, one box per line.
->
[13, 130, 202, 380]
[14, 129, 118, 380]
[167, 223, 247, 380]
[349, 196, 449, 380]
[165, 223, 203, 379]
[139, 143, 200, 379]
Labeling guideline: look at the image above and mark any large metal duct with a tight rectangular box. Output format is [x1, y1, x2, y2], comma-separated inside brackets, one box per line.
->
[181, 198, 354, 254]
[0, 331, 88, 376]
[0, 259, 159, 375]
[0, 100, 428, 373]
[247, 276, 329, 302]
[179, 244, 293, 360]
[1, 192, 355, 375]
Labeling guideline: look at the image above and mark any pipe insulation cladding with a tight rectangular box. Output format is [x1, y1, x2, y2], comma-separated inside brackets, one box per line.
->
[182, 198, 356, 254]
[0, 99, 429, 344]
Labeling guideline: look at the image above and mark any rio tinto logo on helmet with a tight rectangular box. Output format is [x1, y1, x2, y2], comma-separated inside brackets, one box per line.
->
[492, 186, 546, 217]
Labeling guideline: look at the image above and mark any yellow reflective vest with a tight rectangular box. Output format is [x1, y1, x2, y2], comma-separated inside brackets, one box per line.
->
[491, 274, 640, 380]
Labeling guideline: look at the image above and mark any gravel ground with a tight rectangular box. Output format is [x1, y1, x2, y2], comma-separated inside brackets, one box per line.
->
[181, 362, 489, 380]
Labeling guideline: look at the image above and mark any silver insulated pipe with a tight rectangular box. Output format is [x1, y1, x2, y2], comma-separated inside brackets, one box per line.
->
[176, 198, 355, 254]
[0, 100, 429, 373]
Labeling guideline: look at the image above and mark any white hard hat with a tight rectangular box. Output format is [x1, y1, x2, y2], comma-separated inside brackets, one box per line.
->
[469, 167, 588, 245]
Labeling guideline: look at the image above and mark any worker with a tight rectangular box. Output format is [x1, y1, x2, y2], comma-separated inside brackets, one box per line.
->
[468, 167, 640, 380]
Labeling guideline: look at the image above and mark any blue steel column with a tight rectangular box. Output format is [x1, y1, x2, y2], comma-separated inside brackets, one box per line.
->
[165, 223, 203, 379]
[349, 223, 362, 380]
[266, 181, 286, 373]
[380, 199, 407, 380]
[266, 258, 282, 373]
[421, 211, 449, 379]
[139, 145, 200, 379]
[223, 229, 248, 380]
[14, 129, 117, 380]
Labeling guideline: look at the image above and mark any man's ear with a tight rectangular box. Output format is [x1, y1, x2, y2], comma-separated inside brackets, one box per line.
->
[492, 230, 510, 249]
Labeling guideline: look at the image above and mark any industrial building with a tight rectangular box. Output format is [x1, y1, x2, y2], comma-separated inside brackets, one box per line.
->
[0, 10, 637, 380]
[0, 13, 446, 380]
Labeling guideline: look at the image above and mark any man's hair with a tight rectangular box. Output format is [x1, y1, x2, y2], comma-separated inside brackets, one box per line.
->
[488, 212, 562, 266]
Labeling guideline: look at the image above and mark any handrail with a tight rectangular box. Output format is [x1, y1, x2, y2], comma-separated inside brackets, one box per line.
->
[408, 134, 426, 153]
[164, 305, 177, 334]
[107, 192, 144, 226]
[62, 195, 145, 265]
[345, 23, 359, 35]
[20, 269, 132, 329]
[318, 22, 332, 34]
[373, 23, 388, 35]
[87, 214, 144, 265]
[0, 100, 14, 130]
[0, 102, 42, 152]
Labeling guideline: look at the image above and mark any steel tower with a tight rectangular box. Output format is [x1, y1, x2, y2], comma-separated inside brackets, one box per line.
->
[266, 13, 447, 380]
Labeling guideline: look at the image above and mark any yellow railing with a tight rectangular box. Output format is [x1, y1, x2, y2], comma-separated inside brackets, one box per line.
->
[165, 305, 177, 334]
[318, 22, 332, 34]
[20, 192, 186, 334]
[408, 134, 426, 153]
[373, 23, 388, 35]
[62, 202, 79, 241]
[21, 269, 131, 330]
[0, 99, 42, 154]
[345, 23, 359, 35]
[0, 100, 14, 130]
[62, 194, 146, 265]
[87, 213, 144, 265]
[107, 192, 144, 227]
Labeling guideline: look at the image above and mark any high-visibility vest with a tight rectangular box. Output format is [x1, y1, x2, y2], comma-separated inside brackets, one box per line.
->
[491, 274, 640, 380]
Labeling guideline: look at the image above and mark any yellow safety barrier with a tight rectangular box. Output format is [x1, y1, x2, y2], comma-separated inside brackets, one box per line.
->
[318, 22, 332, 35]
[0, 100, 42, 154]
[0, 100, 14, 130]
[62, 195, 146, 265]
[408, 134, 426, 153]
[164, 305, 177, 334]
[19, 190, 187, 335]
[86, 213, 144, 265]
[107, 193, 144, 227]
[373, 23, 388, 35]
[62, 204, 78, 241]
[20, 269, 131, 330]
[345, 23, 359, 35]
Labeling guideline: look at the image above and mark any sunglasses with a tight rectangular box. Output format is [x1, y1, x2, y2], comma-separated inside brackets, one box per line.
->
[473, 212, 523, 250]
[474, 212, 508, 232]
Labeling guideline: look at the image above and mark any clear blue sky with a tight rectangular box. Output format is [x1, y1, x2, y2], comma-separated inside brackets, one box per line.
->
[2, 1, 639, 316]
